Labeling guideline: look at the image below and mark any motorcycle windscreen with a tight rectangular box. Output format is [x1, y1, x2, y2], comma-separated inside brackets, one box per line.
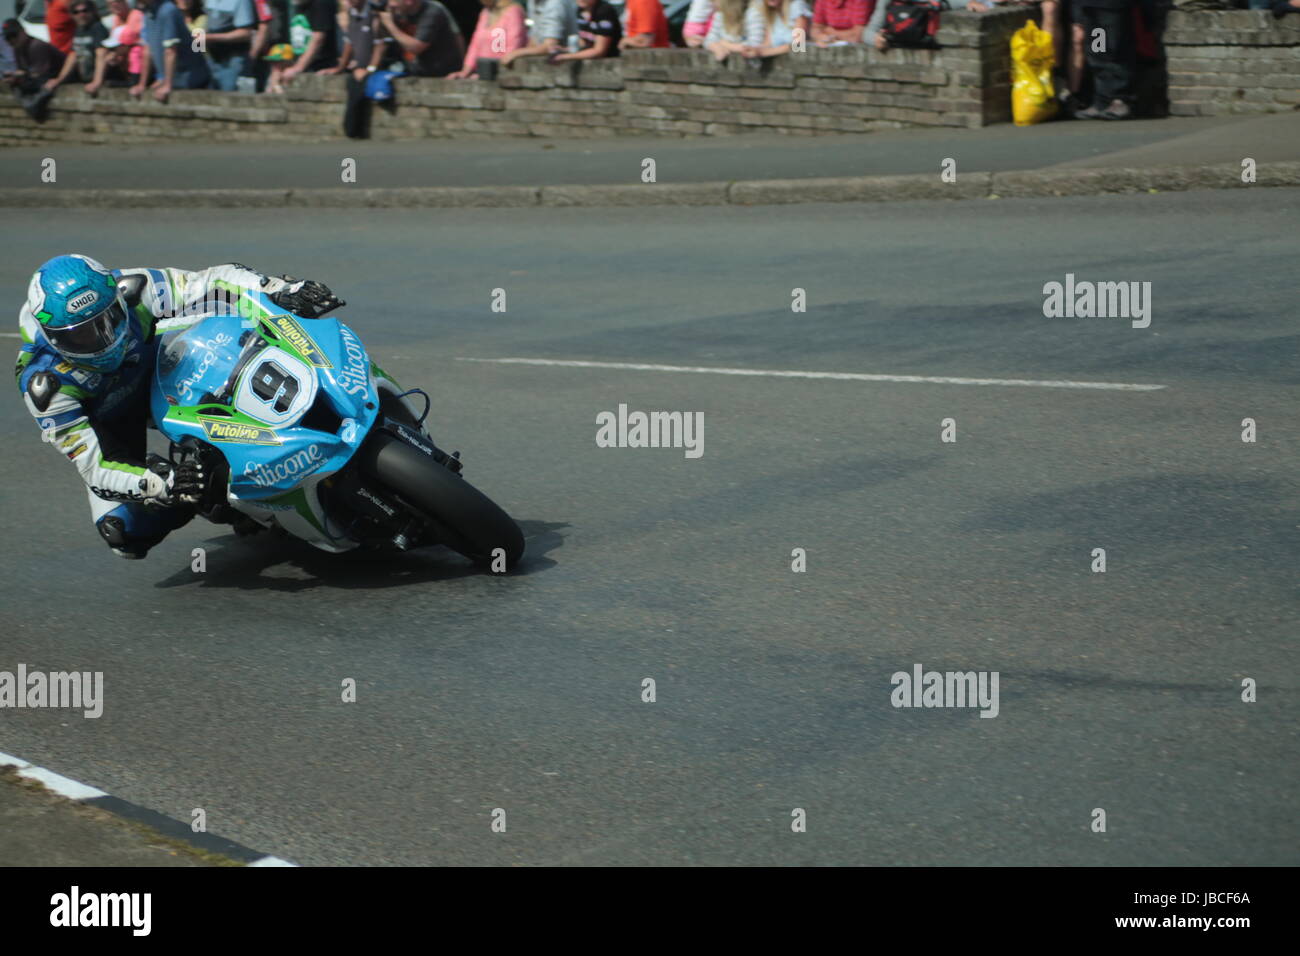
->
[156, 315, 256, 408]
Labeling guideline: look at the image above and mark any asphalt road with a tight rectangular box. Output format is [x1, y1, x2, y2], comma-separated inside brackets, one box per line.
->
[1, 190, 1296, 865]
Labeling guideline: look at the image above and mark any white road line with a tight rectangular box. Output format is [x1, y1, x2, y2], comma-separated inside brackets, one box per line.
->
[456, 358, 1166, 392]
[0, 751, 32, 769]
[248, 856, 299, 867]
[18, 765, 108, 800]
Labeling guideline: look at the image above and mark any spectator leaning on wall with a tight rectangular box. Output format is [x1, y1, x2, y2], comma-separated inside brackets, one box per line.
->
[45, 0, 108, 91]
[283, 0, 340, 80]
[811, 0, 872, 45]
[329, 0, 379, 75]
[2, 17, 65, 118]
[134, 0, 213, 101]
[683, 0, 715, 45]
[619, 0, 670, 49]
[450, 0, 525, 78]
[746, 0, 811, 55]
[257, 0, 294, 91]
[500, 0, 577, 65]
[372, 0, 464, 77]
[204, 0, 259, 90]
[706, 0, 762, 60]
[109, 0, 146, 82]
[553, 0, 621, 59]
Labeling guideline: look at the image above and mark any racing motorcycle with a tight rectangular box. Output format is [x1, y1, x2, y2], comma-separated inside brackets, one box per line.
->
[146, 285, 524, 569]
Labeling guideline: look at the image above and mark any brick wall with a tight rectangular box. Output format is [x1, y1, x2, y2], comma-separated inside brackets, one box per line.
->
[1164, 10, 1300, 116]
[0, 10, 1294, 147]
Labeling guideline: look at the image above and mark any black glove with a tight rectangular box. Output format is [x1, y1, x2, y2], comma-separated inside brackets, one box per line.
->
[140, 454, 205, 506]
[269, 276, 345, 319]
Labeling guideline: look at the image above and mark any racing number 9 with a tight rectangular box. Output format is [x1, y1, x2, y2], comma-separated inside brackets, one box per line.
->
[249, 359, 299, 414]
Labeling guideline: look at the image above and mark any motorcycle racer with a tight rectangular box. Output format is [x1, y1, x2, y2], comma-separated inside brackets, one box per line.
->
[14, 254, 343, 559]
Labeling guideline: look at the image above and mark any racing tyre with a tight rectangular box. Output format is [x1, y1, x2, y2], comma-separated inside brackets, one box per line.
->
[358, 431, 524, 569]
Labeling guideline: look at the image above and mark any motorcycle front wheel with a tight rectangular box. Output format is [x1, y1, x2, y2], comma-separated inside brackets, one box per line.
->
[357, 431, 525, 570]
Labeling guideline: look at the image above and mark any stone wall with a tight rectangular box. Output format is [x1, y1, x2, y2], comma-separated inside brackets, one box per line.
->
[1164, 10, 1300, 116]
[0, 10, 1294, 147]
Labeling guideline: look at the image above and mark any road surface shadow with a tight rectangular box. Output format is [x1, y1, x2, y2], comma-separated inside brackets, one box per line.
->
[152, 518, 567, 591]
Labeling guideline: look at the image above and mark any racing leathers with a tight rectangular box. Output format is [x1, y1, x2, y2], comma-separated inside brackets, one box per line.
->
[15, 263, 336, 558]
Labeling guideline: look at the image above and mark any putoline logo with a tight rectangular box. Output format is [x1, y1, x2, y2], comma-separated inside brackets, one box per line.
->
[200, 418, 281, 446]
[267, 314, 331, 368]
[67, 291, 99, 313]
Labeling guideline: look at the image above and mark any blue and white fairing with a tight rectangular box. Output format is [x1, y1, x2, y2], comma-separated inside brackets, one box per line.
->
[151, 300, 380, 550]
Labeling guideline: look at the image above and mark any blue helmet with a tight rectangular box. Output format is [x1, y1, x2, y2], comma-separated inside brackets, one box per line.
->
[27, 254, 132, 372]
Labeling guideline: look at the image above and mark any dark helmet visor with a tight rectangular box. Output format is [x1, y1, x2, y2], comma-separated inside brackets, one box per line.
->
[46, 300, 128, 358]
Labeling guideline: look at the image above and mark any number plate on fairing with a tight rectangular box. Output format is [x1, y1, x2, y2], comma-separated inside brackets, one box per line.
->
[232, 346, 317, 427]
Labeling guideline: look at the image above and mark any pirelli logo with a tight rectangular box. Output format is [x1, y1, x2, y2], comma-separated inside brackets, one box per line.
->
[266, 314, 331, 368]
[200, 418, 281, 445]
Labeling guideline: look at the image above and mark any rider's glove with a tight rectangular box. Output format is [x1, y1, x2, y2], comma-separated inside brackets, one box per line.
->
[139, 455, 205, 506]
[268, 276, 345, 319]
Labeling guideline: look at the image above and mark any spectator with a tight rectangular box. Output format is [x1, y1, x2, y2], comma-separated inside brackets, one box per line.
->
[204, 0, 258, 90]
[179, 0, 208, 31]
[553, 0, 620, 58]
[2, 17, 65, 118]
[110, 0, 146, 80]
[320, 0, 378, 134]
[134, 0, 212, 101]
[500, 0, 577, 65]
[705, 0, 761, 60]
[88, 25, 137, 91]
[811, 0, 869, 45]
[247, 0, 274, 89]
[327, 0, 380, 74]
[255, 0, 293, 91]
[450, 0, 525, 78]
[0, 26, 15, 76]
[620, 0, 670, 48]
[46, 0, 78, 54]
[283, 0, 340, 80]
[87, 0, 145, 95]
[683, 0, 715, 46]
[371, 0, 463, 76]
[1074, 0, 1135, 118]
[45, 1, 108, 90]
[745, 0, 810, 55]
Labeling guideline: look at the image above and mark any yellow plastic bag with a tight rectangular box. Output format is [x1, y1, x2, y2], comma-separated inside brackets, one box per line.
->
[1011, 20, 1058, 127]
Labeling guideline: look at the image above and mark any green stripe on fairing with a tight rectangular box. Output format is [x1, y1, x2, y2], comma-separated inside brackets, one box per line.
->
[266, 487, 327, 536]
[166, 402, 271, 430]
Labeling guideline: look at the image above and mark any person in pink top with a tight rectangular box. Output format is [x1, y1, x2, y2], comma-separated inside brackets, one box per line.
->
[449, 0, 525, 78]
[85, 0, 145, 95]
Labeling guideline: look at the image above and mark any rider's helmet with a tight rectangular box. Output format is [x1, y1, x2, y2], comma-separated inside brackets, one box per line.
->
[27, 254, 133, 373]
